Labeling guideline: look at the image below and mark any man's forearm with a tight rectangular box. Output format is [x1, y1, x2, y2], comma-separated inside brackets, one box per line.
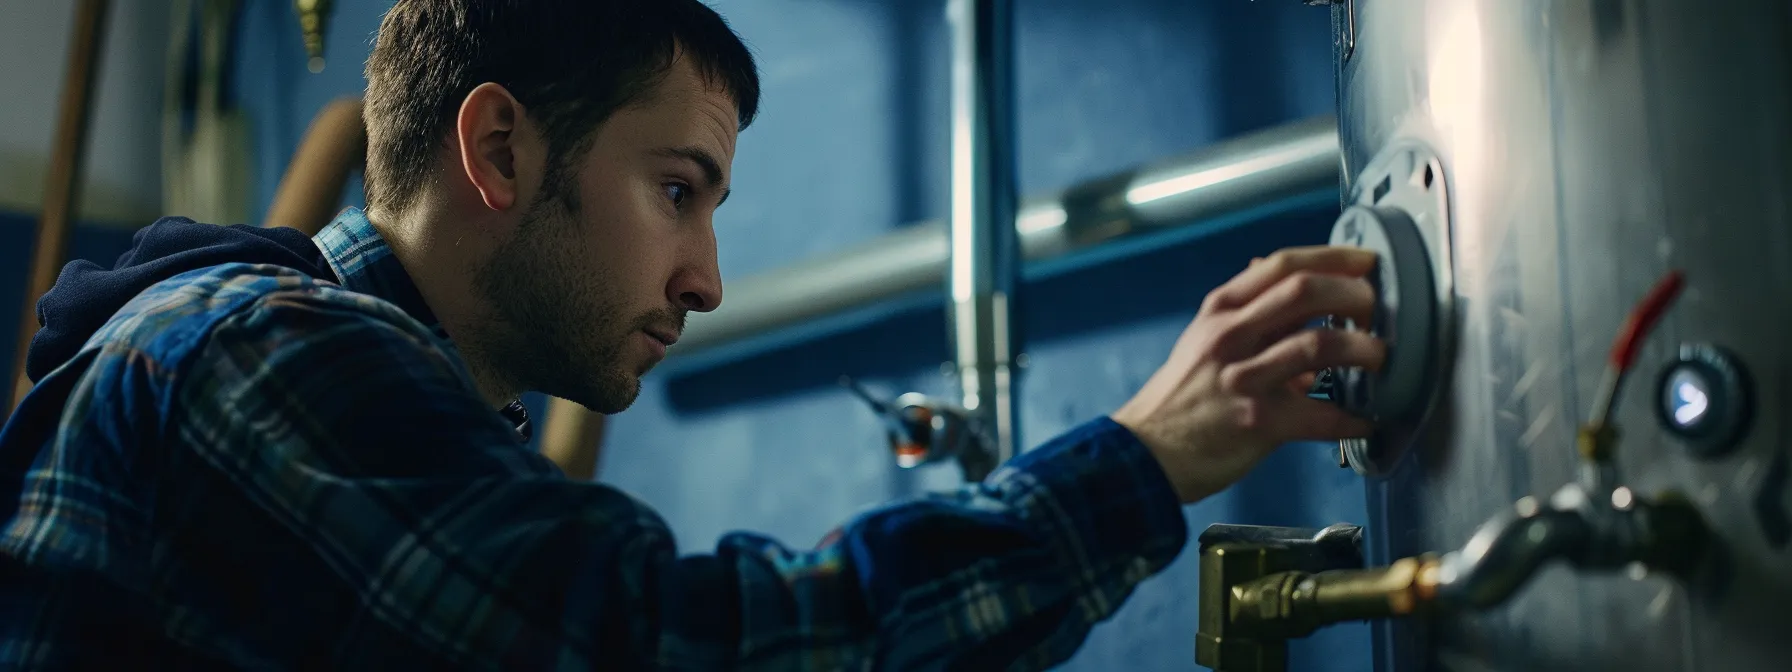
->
[173, 282, 1187, 668]
[663, 416, 1189, 670]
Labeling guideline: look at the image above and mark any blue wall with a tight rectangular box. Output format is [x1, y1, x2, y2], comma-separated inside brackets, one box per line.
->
[79, 1, 1366, 669]
[0, 215, 141, 390]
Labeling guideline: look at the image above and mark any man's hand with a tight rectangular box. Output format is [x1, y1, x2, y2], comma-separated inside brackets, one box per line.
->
[1110, 246, 1385, 503]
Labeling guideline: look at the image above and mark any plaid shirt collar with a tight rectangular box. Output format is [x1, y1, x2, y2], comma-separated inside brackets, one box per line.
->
[313, 207, 446, 338]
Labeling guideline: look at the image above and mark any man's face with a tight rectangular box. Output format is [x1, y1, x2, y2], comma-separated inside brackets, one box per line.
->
[475, 56, 736, 413]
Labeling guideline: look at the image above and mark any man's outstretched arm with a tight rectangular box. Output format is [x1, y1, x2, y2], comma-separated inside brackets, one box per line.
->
[172, 283, 1185, 670]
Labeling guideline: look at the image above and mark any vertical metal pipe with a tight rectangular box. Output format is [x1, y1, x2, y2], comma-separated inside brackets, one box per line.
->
[947, 0, 1020, 467]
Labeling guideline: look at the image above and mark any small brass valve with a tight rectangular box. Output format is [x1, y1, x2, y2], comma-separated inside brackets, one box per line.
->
[295, 0, 333, 73]
[841, 377, 995, 480]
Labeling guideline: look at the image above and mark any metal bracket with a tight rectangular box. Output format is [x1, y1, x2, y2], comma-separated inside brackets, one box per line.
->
[1195, 524, 1365, 672]
[1300, 0, 1357, 62]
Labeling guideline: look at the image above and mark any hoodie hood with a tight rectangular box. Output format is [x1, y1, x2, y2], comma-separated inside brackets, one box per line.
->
[24, 216, 338, 383]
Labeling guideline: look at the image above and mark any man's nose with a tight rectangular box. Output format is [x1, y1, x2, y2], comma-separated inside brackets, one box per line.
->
[668, 228, 723, 313]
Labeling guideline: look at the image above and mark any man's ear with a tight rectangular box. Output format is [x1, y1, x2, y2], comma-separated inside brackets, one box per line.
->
[454, 82, 535, 212]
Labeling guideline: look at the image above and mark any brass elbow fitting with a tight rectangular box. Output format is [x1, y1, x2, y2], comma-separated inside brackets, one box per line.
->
[295, 0, 333, 73]
[1227, 555, 1441, 640]
[1577, 423, 1618, 463]
[1194, 524, 1369, 672]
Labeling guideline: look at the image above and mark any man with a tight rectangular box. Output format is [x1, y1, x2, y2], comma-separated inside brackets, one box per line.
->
[0, 1, 1384, 669]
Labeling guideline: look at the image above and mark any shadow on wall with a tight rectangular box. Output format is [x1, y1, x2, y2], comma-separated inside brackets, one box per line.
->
[663, 206, 1338, 413]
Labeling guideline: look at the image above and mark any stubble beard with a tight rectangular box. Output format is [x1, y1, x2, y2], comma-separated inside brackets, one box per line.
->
[471, 187, 641, 414]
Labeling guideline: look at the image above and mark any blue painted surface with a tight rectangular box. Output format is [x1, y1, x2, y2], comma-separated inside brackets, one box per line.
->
[0, 213, 142, 391]
[0, 2, 1371, 669]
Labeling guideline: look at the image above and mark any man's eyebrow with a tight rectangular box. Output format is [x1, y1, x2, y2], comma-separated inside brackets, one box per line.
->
[653, 146, 730, 205]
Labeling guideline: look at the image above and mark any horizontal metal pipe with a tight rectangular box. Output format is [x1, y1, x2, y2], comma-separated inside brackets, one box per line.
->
[675, 115, 1342, 356]
[1433, 508, 1592, 610]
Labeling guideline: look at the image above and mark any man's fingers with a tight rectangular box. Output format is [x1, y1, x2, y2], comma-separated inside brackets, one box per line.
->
[1287, 370, 1318, 395]
[1228, 272, 1376, 348]
[1203, 247, 1378, 314]
[1273, 397, 1375, 441]
[1218, 328, 1385, 395]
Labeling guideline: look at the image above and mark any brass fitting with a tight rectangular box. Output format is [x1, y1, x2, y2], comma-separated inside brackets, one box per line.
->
[1577, 423, 1618, 463]
[1227, 555, 1442, 640]
[1198, 543, 1296, 672]
[1194, 486, 1711, 671]
[295, 0, 333, 73]
[1194, 524, 1366, 672]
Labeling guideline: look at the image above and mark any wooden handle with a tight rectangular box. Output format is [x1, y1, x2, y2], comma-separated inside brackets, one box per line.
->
[539, 397, 607, 480]
[10, 0, 110, 412]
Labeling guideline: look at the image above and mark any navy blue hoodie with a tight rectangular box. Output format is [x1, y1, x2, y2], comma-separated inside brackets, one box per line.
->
[23, 217, 339, 383]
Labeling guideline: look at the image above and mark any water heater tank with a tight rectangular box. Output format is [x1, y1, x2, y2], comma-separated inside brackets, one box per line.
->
[1324, 1, 1792, 670]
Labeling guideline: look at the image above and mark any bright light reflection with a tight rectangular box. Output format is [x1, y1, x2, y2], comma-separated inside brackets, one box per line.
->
[1673, 380, 1709, 425]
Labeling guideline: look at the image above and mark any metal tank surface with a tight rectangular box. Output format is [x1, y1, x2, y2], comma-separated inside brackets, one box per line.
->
[1187, 2, 1790, 670]
[1323, 1, 1792, 670]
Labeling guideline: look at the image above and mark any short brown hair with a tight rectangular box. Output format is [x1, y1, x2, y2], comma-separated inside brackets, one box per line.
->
[362, 0, 761, 215]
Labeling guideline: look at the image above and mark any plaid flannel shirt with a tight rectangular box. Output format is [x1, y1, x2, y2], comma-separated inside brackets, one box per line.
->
[0, 209, 1189, 670]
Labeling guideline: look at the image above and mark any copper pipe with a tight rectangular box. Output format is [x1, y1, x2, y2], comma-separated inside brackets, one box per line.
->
[262, 97, 366, 235]
[11, 0, 111, 412]
[538, 399, 606, 481]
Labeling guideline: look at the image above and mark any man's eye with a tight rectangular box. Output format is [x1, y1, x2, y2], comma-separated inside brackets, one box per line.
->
[664, 183, 689, 207]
